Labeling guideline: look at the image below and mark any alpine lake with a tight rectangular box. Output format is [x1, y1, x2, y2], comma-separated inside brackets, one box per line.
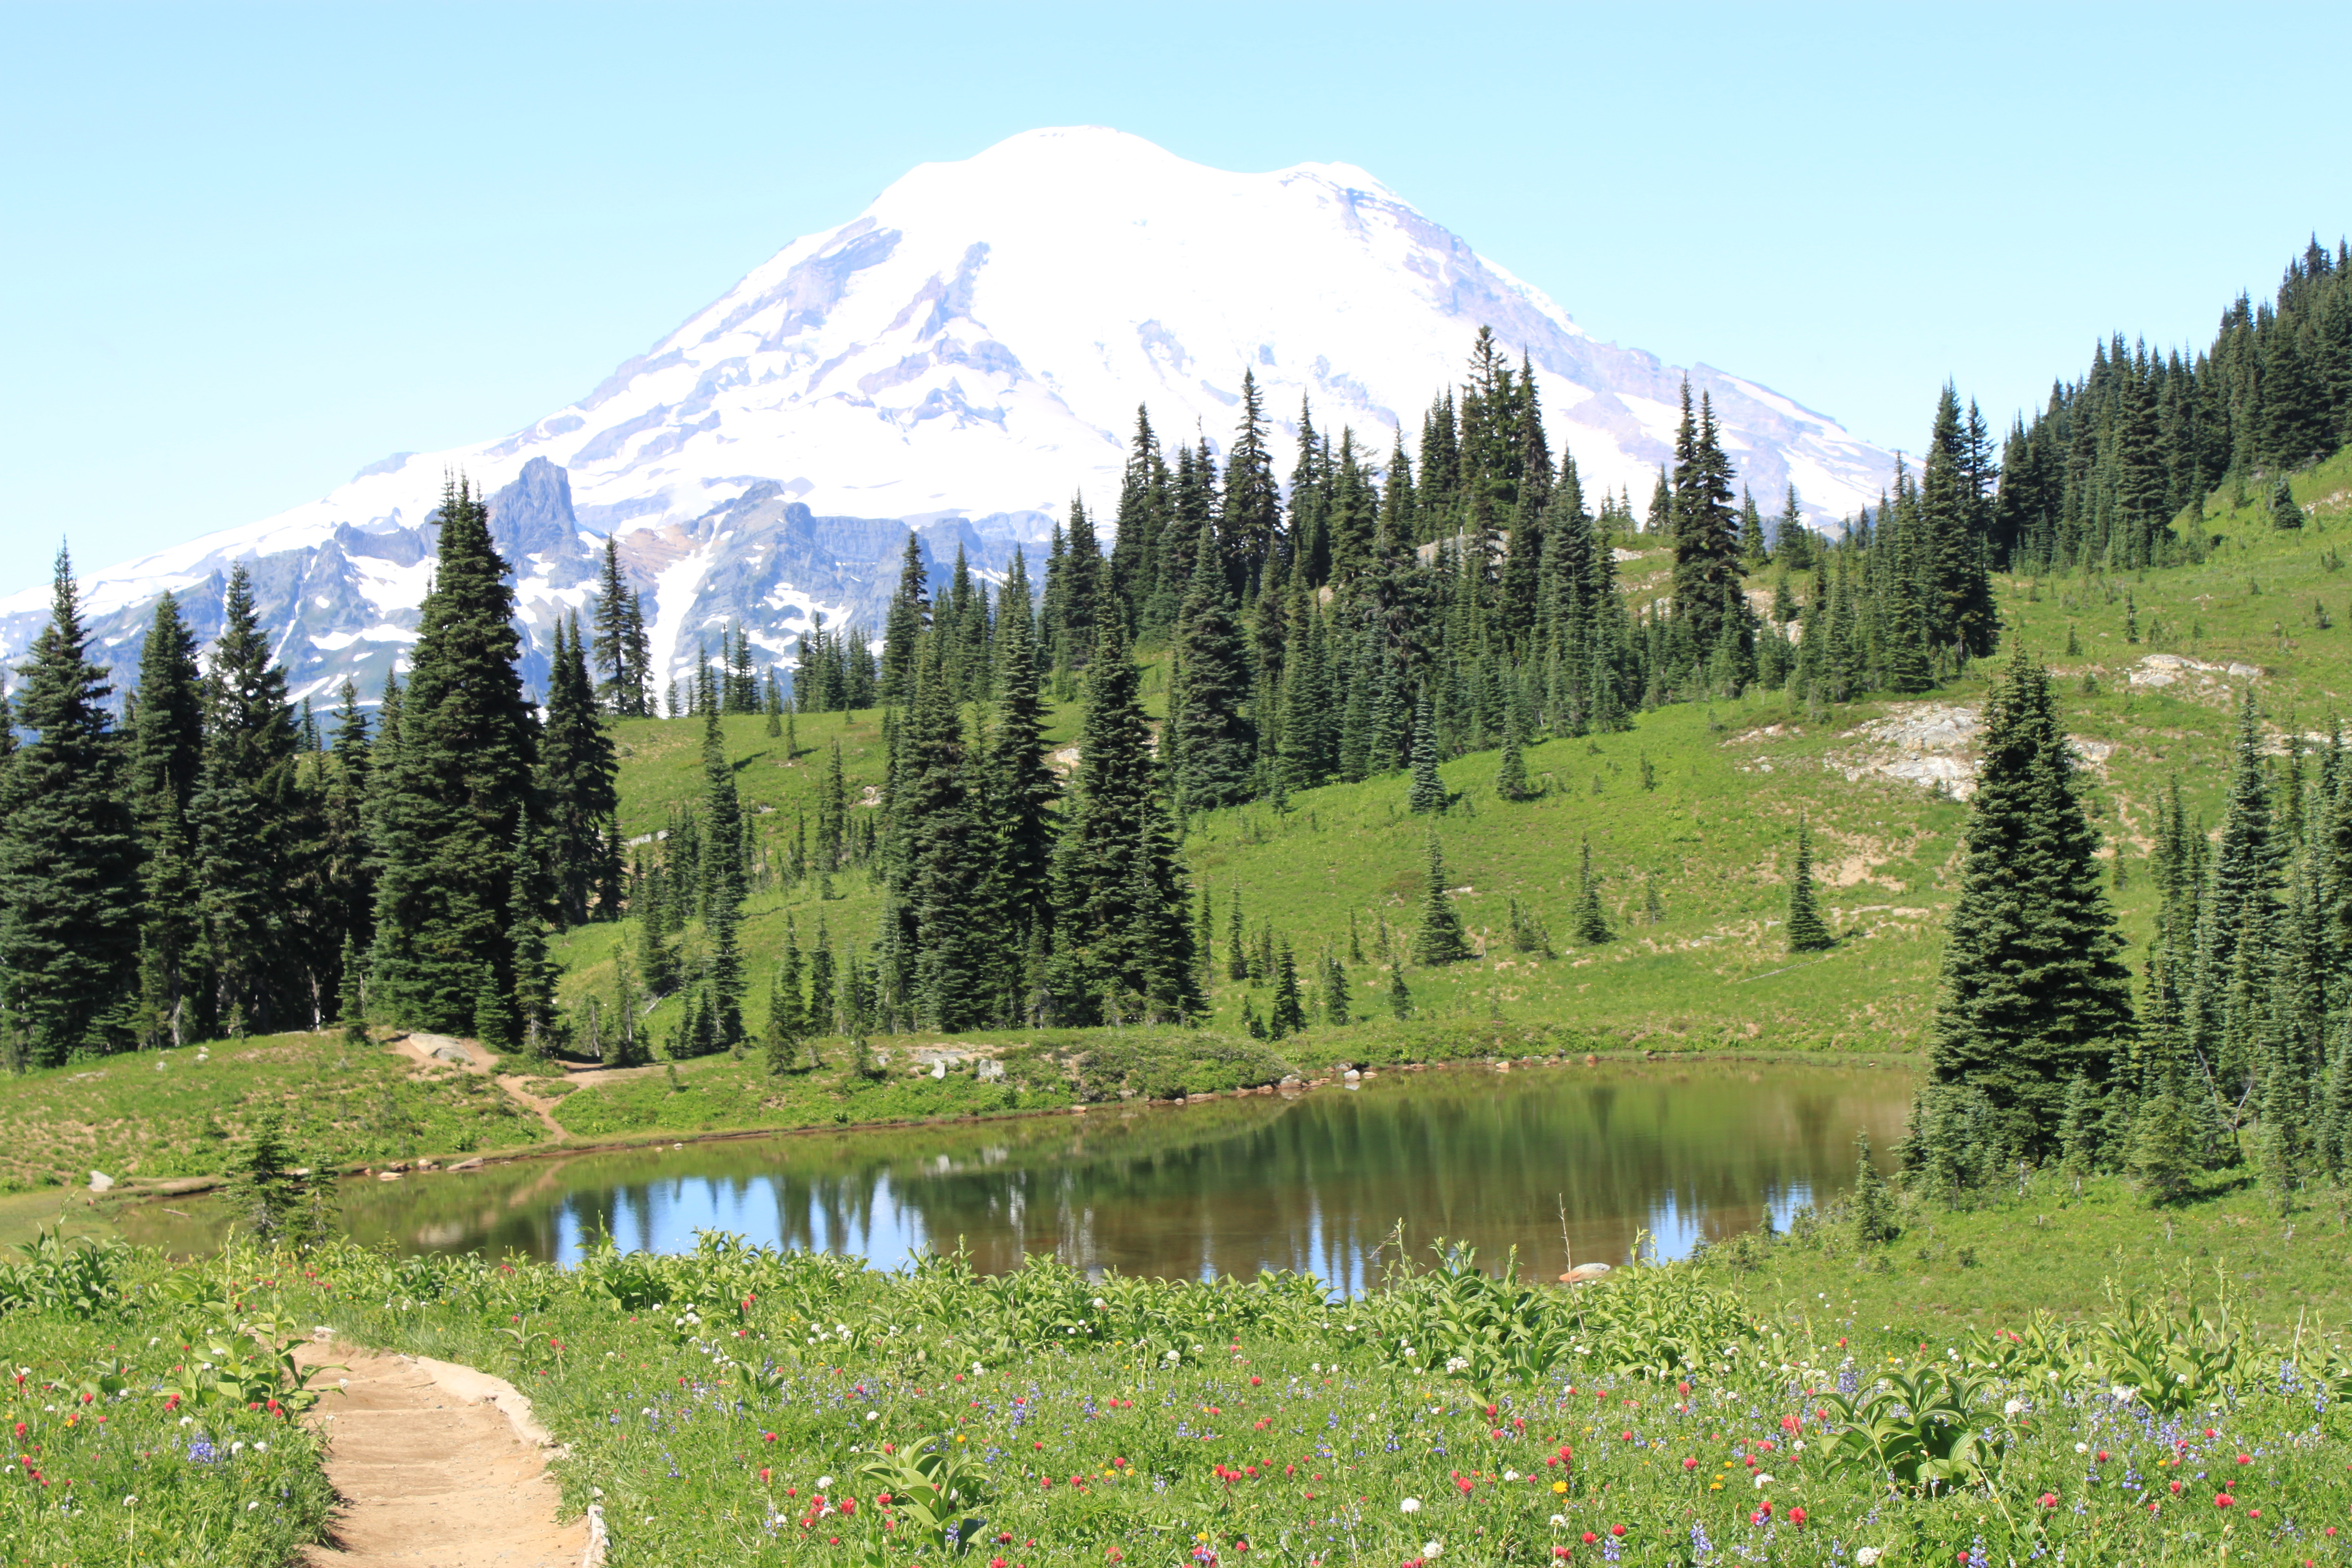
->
[118, 1058, 1913, 1287]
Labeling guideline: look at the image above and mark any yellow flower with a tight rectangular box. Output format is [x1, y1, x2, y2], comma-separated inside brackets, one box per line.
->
[1552, 1481, 1567, 1494]
[1710, 1481, 1722, 1491]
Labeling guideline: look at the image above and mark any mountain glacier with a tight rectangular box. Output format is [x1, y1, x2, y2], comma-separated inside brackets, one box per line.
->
[0, 126, 1899, 705]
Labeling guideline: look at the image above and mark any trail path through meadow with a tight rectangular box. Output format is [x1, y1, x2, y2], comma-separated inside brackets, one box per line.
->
[294, 1343, 597, 1568]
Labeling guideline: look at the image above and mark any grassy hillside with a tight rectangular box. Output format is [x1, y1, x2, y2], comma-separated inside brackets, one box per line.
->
[8, 454, 2346, 1185]
[0, 1030, 543, 1192]
[557, 448, 2352, 1068]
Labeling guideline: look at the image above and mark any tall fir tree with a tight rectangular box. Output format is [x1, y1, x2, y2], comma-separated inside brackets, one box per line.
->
[127, 592, 206, 1046]
[1170, 525, 1255, 810]
[540, 613, 619, 926]
[192, 564, 302, 1032]
[369, 478, 540, 1031]
[1927, 647, 2135, 1154]
[0, 548, 141, 1062]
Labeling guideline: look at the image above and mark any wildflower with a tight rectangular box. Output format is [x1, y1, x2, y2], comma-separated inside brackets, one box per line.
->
[2003, 1399, 2026, 1418]
[1786, 1509, 1805, 1528]
[1682, 1457, 1697, 1470]
[1610, 1525, 1625, 1538]
[1581, 1533, 1597, 1546]
[1855, 1551, 1883, 1566]
[760, 1469, 771, 1484]
[2073, 1443, 2088, 1455]
[123, 1496, 136, 1507]
[816, 1476, 833, 1489]
[1549, 1516, 1568, 1528]
[1421, 1541, 1442, 1559]
[1400, 1498, 1421, 1514]
[2039, 1493, 2058, 1509]
[2215, 1493, 2234, 1508]
[1752, 1473, 1772, 1489]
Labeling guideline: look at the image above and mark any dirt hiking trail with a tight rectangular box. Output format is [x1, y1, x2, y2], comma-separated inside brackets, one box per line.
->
[295, 1343, 600, 1568]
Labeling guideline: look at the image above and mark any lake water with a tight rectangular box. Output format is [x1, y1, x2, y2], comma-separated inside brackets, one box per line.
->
[121, 1060, 1913, 1286]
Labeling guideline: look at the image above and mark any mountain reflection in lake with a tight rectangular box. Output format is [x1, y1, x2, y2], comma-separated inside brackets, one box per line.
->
[122, 1060, 1911, 1285]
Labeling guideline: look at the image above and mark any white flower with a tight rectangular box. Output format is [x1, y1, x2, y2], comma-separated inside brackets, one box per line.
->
[123, 1496, 136, 1507]
[2176, 1372, 2189, 1384]
[815, 1475, 833, 1489]
[1855, 1550, 1883, 1567]
[254, 1442, 267, 1453]
[1503, 1470, 1519, 1482]
[178, 1417, 192, 1427]
[1550, 1515, 1568, 1528]
[1752, 1472, 1773, 1489]
[1310, 1363, 1321, 1373]
[972, 1363, 985, 1375]
[2073, 1441, 2089, 1454]
[1400, 1497, 1422, 1514]
[2111, 1385, 2139, 1403]
[1422, 1541, 1443, 1559]
[231, 1441, 245, 1454]
[2003, 1398, 2026, 1418]
[866, 1411, 880, 1421]
[1444, 1356, 1470, 1374]
[1792, 1440, 1805, 1451]
[1092, 1298, 1108, 1309]
[246, 1501, 259, 1511]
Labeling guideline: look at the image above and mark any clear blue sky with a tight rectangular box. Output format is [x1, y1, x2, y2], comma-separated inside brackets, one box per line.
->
[7, 1, 2348, 597]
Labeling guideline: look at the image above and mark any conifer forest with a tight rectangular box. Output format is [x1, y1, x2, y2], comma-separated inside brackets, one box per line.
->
[5, 245, 2352, 1216]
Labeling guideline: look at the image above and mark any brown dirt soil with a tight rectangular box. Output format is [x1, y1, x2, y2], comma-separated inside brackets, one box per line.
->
[295, 1343, 593, 1568]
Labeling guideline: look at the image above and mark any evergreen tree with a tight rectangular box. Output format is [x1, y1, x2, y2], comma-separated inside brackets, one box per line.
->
[700, 698, 747, 1050]
[763, 969, 801, 1076]
[1269, 941, 1306, 1038]
[589, 535, 645, 715]
[192, 564, 302, 1033]
[127, 591, 207, 1046]
[1928, 647, 2135, 1154]
[222, 1112, 330, 1249]
[1222, 370, 1280, 592]
[0, 547, 141, 1063]
[989, 550, 1059, 950]
[1046, 620, 1198, 1024]
[889, 635, 990, 1031]
[336, 932, 368, 1044]
[1386, 958, 1413, 1020]
[1412, 829, 1470, 965]
[1849, 1131, 1898, 1246]
[1570, 835, 1612, 946]
[2126, 1087, 2200, 1205]
[880, 533, 931, 703]
[1785, 815, 1833, 952]
[2271, 479, 2306, 531]
[1170, 526, 1255, 809]
[541, 613, 619, 925]
[369, 479, 540, 1032]
[1406, 688, 1445, 813]
[1322, 952, 1351, 1027]
[1494, 706, 1532, 801]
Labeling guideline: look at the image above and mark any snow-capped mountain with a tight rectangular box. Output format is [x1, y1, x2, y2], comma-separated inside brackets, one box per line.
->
[1, 126, 1898, 705]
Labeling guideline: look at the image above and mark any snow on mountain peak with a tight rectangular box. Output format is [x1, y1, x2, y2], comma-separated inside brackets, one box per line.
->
[4, 126, 1896, 706]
